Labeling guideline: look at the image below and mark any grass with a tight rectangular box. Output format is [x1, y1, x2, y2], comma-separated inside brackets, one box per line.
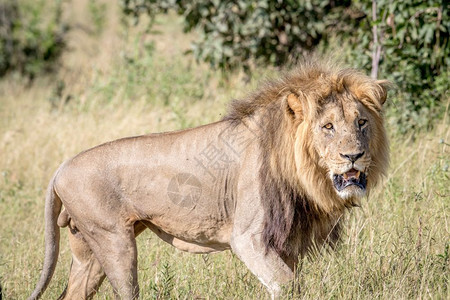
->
[0, 1, 448, 299]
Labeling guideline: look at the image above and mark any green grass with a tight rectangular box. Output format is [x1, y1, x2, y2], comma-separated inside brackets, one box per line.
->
[0, 2, 448, 299]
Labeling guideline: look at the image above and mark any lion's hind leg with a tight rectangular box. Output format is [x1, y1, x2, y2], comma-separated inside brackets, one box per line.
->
[58, 228, 106, 300]
[80, 224, 139, 300]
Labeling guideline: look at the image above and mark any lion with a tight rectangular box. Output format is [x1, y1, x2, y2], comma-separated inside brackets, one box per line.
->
[29, 60, 389, 300]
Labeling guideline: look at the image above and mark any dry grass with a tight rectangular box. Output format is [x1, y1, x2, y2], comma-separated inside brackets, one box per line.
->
[0, 1, 448, 299]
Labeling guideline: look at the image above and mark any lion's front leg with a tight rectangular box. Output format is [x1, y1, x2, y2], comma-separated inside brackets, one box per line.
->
[230, 228, 294, 299]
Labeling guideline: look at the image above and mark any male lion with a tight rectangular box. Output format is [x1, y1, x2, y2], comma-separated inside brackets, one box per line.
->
[29, 61, 389, 300]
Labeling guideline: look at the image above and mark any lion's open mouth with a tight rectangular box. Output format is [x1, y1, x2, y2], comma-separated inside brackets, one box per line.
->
[333, 168, 367, 191]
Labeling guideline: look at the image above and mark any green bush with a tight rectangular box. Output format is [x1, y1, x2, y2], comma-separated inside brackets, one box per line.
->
[0, 0, 67, 78]
[350, 0, 449, 132]
[122, 0, 354, 71]
[123, 0, 448, 132]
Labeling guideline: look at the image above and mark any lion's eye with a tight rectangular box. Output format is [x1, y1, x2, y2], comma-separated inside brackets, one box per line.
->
[323, 123, 333, 130]
[358, 119, 367, 127]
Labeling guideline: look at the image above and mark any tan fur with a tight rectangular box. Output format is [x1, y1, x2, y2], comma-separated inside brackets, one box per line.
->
[29, 60, 389, 300]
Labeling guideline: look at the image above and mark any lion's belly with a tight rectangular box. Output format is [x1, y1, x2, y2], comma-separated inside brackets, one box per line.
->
[116, 161, 237, 250]
[108, 133, 240, 249]
[140, 217, 232, 253]
[130, 178, 235, 249]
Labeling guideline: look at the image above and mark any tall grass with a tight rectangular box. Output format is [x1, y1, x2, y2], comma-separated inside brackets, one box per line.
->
[0, 1, 448, 299]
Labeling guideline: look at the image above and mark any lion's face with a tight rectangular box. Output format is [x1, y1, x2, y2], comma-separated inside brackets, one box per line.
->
[312, 96, 374, 200]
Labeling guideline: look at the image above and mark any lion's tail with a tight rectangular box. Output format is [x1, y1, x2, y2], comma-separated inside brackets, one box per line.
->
[28, 172, 62, 300]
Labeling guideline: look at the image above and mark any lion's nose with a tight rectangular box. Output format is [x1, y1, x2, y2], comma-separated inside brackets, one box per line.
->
[340, 152, 364, 163]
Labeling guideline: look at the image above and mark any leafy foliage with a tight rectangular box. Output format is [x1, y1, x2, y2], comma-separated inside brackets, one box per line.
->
[122, 0, 354, 71]
[350, 0, 449, 132]
[0, 0, 67, 78]
[123, 0, 448, 132]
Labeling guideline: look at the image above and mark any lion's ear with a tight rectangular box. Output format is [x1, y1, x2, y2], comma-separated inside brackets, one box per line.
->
[286, 93, 303, 120]
[376, 80, 391, 105]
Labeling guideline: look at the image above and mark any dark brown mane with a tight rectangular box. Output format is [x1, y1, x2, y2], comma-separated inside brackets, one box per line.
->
[223, 62, 343, 258]
[223, 60, 387, 258]
[257, 108, 342, 258]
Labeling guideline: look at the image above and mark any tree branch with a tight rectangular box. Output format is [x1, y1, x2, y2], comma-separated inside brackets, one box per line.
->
[371, 0, 382, 79]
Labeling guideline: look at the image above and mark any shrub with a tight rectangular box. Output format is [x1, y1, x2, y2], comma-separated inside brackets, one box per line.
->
[122, 0, 448, 132]
[350, 0, 449, 132]
[0, 0, 67, 79]
[122, 0, 354, 71]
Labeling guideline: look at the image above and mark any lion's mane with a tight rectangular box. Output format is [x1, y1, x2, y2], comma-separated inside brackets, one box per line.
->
[224, 60, 389, 258]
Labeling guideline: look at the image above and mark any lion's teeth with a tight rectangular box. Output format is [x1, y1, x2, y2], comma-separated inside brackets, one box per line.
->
[356, 170, 360, 179]
[343, 173, 348, 180]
